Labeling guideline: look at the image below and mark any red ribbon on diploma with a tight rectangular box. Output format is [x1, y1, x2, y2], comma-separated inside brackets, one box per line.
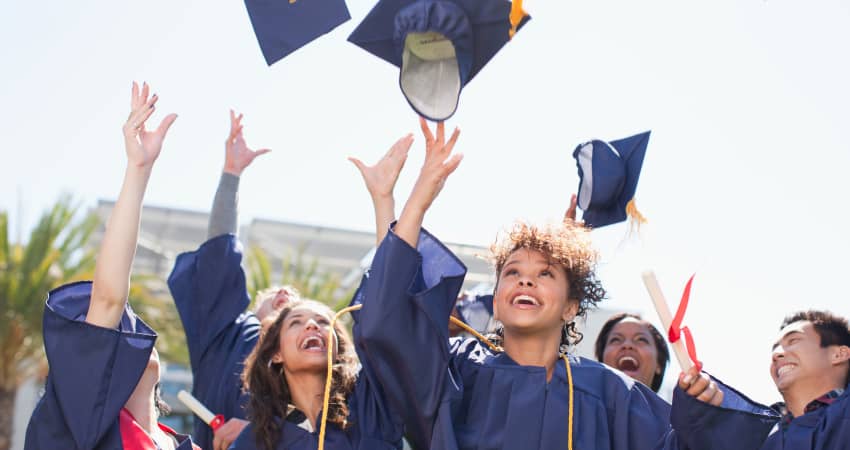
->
[668, 274, 703, 372]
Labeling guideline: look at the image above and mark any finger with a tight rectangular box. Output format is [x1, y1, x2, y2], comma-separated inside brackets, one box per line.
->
[229, 109, 238, 133]
[686, 373, 711, 397]
[141, 82, 150, 106]
[347, 157, 367, 175]
[156, 113, 178, 137]
[255, 148, 272, 157]
[443, 152, 464, 177]
[443, 127, 461, 154]
[696, 382, 717, 402]
[710, 388, 724, 406]
[131, 81, 140, 109]
[136, 106, 156, 131]
[436, 121, 445, 144]
[564, 194, 578, 222]
[419, 117, 434, 143]
[388, 134, 414, 158]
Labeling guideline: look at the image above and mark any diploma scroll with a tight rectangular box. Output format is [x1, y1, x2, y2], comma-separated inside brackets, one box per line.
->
[178, 390, 225, 431]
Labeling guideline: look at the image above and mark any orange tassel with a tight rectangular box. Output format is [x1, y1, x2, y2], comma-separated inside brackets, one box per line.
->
[625, 198, 648, 234]
[509, 0, 526, 38]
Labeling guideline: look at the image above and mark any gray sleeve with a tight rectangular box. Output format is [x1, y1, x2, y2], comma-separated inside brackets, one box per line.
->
[207, 172, 240, 239]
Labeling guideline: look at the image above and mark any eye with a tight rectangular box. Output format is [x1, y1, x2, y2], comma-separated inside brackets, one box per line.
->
[288, 319, 301, 328]
[503, 268, 519, 277]
[317, 317, 331, 326]
[636, 336, 650, 344]
[608, 336, 622, 344]
[540, 269, 553, 278]
[787, 337, 801, 345]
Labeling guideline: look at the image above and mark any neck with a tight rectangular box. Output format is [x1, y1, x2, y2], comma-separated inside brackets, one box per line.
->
[782, 377, 845, 418]
[285, 369, 327, 428]
[124, 371, 158, 433]
[502, 327, 562, 380]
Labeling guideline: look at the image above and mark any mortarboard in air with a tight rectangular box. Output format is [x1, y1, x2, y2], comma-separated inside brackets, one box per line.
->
[244, 0, 351, 66]
[348, 0, 530, 121]
[573, 131, 650, 228]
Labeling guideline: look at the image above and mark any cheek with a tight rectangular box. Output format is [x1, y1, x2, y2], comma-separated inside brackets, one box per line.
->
[601, 345, 618, 365]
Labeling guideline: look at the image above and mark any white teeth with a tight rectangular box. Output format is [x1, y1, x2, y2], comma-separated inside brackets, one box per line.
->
[302, 336, 324, 350]
[618, 356, 638, 364]
[512, 295, 540, 306]
[777, 365, 795, 377]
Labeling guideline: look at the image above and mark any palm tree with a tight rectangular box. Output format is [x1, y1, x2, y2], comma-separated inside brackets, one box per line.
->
[0, 195, 99, 450]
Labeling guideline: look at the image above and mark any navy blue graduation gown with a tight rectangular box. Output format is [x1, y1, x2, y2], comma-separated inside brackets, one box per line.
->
[675, 381, 850, 449]
[228, 355, 404, 450]
[168, 234, 259, 450]
[354, 227, 778, 450]
[24, 281, 198, 450]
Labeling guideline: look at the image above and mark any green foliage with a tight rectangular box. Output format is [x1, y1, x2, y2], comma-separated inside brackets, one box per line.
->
[245, 245, 357, 312]
[0, 194, 99, 391]
[128, 274, 189, 366]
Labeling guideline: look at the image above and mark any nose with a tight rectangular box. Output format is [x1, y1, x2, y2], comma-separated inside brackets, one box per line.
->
[305, 318, 320, 331]
[622, 338, 635, 349]
[772, 346, 784, 362]
[518, 277, 535, 287]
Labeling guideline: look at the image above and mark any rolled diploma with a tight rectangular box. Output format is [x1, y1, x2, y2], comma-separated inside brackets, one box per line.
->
[178, 390, 215, 425]
[641, 271, 695, 372]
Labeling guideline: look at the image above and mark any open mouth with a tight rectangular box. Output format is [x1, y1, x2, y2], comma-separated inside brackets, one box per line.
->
[617, 356, 640, 372]
[511, 294, 540, 309]
[776, 364, 796, 378]
[300, 335, 326, 352]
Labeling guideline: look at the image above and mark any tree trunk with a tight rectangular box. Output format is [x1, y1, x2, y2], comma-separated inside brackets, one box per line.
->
[0, 385, 15, 450]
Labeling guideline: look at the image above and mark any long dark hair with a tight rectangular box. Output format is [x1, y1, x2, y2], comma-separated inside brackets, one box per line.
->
[594, 313, 669, 392]
[242, 300, 358, 450]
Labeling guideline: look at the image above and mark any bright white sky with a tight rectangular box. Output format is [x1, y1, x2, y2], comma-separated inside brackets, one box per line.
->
[2, 1, 849, 406]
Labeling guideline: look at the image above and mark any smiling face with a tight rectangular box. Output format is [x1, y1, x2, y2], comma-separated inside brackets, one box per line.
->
[493, 248, 578, 338]
[770, 320, 839, 393]
[271, 302, 335, 374]
[601, 318, 661, 388]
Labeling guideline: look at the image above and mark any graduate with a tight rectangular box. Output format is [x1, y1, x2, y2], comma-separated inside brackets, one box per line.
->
[673, 310, 850, 449]
[23, 82, 196, 449]
[226, 137, 419, 450]
[595, 313, 670, 393]
[166, 110, 300, 450]
[353, 119, 779, 450]
[229, 297, 403, 450]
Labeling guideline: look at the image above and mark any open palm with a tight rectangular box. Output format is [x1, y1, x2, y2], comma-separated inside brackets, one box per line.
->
[122, 82, 177, 168]
[224, 110, 271, 176]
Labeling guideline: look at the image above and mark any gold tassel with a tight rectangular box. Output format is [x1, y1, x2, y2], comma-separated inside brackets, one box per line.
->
[625, 198, 647, 234]
[509, 0, 526, 38]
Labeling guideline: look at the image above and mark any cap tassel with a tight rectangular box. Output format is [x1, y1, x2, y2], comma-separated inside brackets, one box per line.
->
[625, 198, 648, 233]
[509, 0, 526, 38]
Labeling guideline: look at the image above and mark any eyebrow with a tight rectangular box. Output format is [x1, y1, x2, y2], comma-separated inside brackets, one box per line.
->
[772, 330, 803, 350]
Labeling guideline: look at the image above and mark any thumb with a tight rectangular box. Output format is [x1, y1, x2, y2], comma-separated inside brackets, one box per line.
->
[157, 113, 178, 137]
[347, 157, 367, 176]
[255, 148, 272, 157]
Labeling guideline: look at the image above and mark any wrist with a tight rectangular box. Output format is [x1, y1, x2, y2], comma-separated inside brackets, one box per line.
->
[223, 166, 243, 177]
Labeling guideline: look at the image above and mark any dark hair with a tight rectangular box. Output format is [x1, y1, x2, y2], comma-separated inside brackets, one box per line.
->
[154, 383, 171, 416]
[242, 300, 358, 450]
[781, 310, 850, 386]
[490, 221, 606, 348]
[593, 313, 669, 392]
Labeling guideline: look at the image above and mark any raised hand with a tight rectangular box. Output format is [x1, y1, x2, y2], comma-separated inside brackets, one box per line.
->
[122, 81, 177, 168]
[406, 118, 462, 214]
[349, 134, 414, 245]
[223, 110, 271, 176]
[348, 133, 413, 203]
[678, 366, 724, 406]
[394, 118, 462, 247]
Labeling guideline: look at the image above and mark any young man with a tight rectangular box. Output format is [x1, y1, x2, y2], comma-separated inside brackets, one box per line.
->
[670, 309, 850, 449]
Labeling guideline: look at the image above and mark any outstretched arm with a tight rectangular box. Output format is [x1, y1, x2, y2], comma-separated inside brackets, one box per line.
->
[207, 110, 270, 239]
[349, 133, 414, 245]
[395, 118, 462, 247]
[87, 82, 177, 329]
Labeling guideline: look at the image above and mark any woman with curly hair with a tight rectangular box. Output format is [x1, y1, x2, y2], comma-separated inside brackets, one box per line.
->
[229, 298, 402, 450]
[353, 119, 777, 450]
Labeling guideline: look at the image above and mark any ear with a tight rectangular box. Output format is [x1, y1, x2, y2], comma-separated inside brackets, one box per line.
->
[832, 345, 850, 365]
[271, 352, 284, 364]
[562, 299, 579, 323]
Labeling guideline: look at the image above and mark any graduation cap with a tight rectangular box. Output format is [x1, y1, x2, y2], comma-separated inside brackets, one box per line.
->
[572, 131, 650, 229]
[348, 0, 530, 121]
[244, 0, 351, 66]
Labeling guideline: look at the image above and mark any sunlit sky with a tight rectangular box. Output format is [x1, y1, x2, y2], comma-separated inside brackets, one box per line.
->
[2, 1, 849, 406]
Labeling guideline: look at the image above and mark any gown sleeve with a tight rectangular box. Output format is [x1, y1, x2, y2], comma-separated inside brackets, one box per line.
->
[664, 376, 779, 450]
[167, 233, 252, 370]
[354, 225, 467, 449]
[27, 281, 157, 449]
